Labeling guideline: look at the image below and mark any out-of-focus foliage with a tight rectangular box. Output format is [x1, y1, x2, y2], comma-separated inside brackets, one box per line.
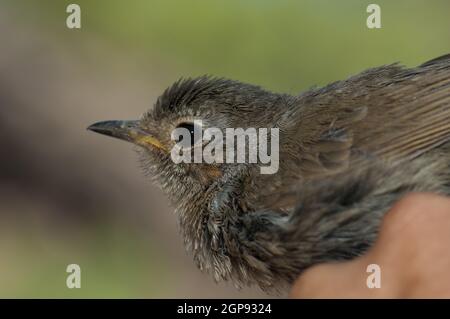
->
[9, 0, 450, 91]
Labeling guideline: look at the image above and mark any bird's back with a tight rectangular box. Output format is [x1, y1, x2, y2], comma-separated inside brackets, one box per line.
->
[289, 54, 450, 176]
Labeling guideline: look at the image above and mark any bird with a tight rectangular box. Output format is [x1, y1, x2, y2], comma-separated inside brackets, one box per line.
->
[88, 54, 450, 292]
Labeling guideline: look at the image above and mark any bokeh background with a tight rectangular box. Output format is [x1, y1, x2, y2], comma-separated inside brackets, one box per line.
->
[0, 0, 449, 298]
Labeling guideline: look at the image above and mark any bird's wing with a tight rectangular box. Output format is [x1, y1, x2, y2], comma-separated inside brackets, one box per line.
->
[260, 55, 450, 212]
[291, 54, 450, 177]
[420, 53, 450, 68]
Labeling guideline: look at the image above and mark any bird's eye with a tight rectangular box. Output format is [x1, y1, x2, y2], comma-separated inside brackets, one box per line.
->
[173, 122, 202, 148]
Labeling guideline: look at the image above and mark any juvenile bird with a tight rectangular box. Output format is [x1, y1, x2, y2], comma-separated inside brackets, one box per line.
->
[88, 55, 450, 292]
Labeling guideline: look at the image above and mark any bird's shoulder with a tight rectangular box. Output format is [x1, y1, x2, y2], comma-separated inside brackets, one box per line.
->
[283, 57, 450, 176]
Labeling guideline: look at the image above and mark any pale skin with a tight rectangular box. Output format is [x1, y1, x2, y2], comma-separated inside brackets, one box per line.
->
[290, 193, 450, 298]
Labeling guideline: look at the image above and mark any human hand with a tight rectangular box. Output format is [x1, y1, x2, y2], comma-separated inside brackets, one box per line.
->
[290, 193, 450, 298]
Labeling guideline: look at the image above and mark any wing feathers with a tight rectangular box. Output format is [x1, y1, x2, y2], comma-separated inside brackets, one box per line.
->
[294, 55, 450, 177]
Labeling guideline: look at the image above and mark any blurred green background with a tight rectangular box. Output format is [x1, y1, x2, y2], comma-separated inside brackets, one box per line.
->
[0, 0, 449, 297]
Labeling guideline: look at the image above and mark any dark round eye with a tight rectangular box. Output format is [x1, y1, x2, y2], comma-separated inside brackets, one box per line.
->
[174, 122, 202, 148]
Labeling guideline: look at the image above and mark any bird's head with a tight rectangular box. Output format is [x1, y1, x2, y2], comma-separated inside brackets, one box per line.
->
[88, 76, 283, 205]
[88, 76, 289, 288]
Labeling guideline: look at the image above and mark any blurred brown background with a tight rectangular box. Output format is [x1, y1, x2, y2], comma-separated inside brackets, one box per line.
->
[0, 0, 449, 297]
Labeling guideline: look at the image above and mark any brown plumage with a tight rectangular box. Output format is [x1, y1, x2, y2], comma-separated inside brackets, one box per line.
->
[88, 54, 450, 293]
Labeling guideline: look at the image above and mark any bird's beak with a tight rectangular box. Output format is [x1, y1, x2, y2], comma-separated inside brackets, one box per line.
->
[87, 120, 167, 151]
